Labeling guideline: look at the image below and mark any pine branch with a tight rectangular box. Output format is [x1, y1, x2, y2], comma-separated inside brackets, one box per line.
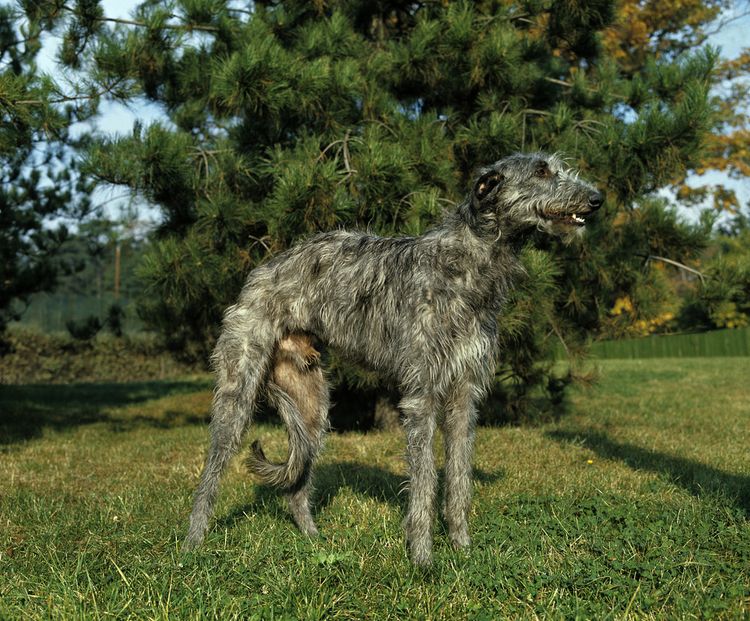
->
[317, 132, 362, 182]
[647, 255, 705, 284]
[11, 78, 127, 106]
[55, 3, 220, 35]
[548, 317, 570, 358]
[543, 76, 626, 100]
[95, 15, 219, 33]
[702, 9, 750, 39]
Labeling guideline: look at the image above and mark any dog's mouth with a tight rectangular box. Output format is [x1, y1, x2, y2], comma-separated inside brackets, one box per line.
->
[537, 191, 603, 227]
[541, 211, 589, 227]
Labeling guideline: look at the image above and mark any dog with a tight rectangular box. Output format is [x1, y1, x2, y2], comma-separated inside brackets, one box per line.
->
[182, 152, 603, 565]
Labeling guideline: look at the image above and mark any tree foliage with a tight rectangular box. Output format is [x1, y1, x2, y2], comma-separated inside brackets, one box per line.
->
[601, 0, 750, 213]
[0, 2, 99, 334]
[37, 0, 720, 420]
[678, 208, 750, 331]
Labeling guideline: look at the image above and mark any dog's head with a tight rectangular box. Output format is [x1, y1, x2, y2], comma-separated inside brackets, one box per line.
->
[469, 152, 603, 241]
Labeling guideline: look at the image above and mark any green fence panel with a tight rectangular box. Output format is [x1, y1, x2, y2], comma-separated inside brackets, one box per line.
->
[11, 292, 144, 333]
[584, 327, 750, 359]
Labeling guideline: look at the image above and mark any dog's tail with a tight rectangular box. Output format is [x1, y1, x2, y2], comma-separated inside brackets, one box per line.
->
[246, 388, 319, 488]
[246, 335, 329, 489]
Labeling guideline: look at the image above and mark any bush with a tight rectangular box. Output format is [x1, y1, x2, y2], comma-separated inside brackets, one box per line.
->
[65, 316, 103, 340]
[0, 328, 203, 384]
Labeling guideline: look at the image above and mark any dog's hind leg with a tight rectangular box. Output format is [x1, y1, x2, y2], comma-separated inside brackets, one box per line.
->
[182, 312, 275, 552]
[248, 334, 329, 535]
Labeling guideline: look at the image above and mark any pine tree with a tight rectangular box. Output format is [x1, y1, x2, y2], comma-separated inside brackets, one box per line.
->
[63, 0, 716, 420]
[0, 2, 99, 336]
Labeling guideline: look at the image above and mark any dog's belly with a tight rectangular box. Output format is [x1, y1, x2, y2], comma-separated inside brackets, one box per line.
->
[312, 306, 406, 377]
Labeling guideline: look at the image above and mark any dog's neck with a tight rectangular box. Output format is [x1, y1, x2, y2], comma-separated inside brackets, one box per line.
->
[422, 204, 526, 312]
[441, 198, 530, 255]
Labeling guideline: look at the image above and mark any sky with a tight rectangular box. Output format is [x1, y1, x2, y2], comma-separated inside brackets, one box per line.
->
[36, 1, 750, 225]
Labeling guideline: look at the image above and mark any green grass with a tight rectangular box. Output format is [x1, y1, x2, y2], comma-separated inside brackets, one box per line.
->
[1, 359, 749, 619]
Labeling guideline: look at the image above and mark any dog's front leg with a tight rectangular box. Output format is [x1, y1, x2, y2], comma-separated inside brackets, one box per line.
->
[442, 382, 478, 550]
[401, 393, 438, 566]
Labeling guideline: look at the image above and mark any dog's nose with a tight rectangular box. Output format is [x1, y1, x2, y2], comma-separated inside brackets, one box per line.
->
[589, 191, 604, 210]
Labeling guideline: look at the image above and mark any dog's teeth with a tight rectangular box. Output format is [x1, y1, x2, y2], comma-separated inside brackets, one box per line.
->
[572, 214, 585, 224]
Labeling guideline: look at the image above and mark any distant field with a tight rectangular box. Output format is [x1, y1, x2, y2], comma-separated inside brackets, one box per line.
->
[1, 359, 748, 619]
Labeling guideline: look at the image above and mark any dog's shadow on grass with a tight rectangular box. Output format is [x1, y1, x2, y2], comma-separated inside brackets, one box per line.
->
[548, 429, 750, 516]
[216, 461, 504, 531]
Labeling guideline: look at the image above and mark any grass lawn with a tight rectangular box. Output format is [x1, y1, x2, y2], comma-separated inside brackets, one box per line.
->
[1, 359, 748, 619]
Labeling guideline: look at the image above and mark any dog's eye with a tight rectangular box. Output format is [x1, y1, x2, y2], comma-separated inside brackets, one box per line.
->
[535, 162, 550, 178]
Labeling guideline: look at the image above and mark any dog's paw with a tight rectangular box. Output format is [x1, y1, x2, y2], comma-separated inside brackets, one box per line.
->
[407, 539, 433, 567]
[449, 530, 471, 550]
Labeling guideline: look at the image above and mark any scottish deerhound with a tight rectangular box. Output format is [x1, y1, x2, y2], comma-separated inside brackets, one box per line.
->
[182, 152, 603, 566]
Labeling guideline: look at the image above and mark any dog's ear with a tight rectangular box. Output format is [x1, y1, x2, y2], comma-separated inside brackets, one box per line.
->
[473, 170, 503, 202]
